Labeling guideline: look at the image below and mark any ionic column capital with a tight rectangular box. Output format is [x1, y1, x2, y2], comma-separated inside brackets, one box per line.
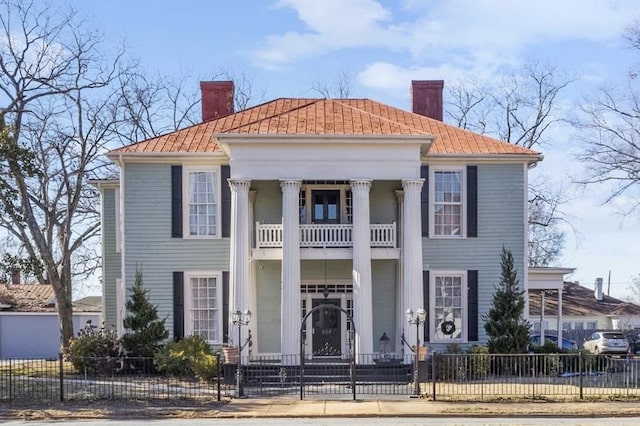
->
[401, 179, 424, 192]
[228, 179, 252, 192]
[350, 179, 372, 192]
[280, 180, 302, 192]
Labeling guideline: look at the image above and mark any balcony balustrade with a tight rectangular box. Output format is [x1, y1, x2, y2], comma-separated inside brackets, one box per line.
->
[255, 222, 396, 249]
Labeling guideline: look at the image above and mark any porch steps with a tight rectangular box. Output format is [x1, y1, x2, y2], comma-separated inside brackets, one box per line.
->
[225, 362, 412, 386]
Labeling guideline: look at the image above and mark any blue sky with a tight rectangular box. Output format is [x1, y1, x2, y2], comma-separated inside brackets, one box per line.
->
[65, 0, 640, 298]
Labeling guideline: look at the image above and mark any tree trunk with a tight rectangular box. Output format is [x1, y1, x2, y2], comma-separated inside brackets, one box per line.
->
[52, 277, 75, 352]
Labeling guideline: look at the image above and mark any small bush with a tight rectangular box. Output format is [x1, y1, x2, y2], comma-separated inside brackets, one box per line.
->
[65, 324, 121, 375]
[468, 345, 490, 378]
[154, 335, 219, 382]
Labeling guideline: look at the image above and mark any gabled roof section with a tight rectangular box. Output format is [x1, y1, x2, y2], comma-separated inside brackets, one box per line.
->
[0, 284, 56, 312]
[108, 98, 540, 157]
[529, 282, 640, 317]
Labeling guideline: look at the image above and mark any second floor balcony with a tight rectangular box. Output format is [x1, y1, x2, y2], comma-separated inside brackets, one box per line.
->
[256, 222, 397, 249]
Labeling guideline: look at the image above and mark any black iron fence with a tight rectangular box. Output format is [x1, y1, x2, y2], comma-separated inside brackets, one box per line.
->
[429, 352, 640, 401]
[1, 353, 640, 403]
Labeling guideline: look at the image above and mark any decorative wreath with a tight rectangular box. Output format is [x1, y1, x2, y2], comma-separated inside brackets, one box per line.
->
[440, 320, 456, 335]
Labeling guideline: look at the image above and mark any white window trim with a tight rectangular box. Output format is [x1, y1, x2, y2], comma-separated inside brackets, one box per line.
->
[429, 166, 467, 239]
[182, 165, 222, 239]
[429, 270, 468, 343]
[184, 270, 224, 344]
[301, 184, 351, 224]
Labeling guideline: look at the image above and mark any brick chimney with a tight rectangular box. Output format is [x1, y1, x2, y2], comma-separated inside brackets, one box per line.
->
[411, 80, 444, 121]
[200, 81, 234, 122]
[11, 269, 20, 285]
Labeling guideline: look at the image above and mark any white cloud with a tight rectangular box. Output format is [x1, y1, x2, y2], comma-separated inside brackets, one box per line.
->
[251, 0, 640, 70]
[253, 0, 406, 68]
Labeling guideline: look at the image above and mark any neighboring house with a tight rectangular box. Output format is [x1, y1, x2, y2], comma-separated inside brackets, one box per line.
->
[0, 284, 102, 358]
[529, 278, 640, 334]
[96, 80, 542, 363]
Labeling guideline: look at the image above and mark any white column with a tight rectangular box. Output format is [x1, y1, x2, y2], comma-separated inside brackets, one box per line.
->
[229, 179, 251, 347]
[351, 180, 373, 358]
[395, 190, 405, 354]
[401, 179, 425, 353]
[280, 180, 302, 362]
[557, 289, 563, 350]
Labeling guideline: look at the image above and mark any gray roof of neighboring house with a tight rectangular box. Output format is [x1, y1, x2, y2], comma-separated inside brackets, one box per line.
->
[529, 281, 640, 317]
[73, 296, 102, 312]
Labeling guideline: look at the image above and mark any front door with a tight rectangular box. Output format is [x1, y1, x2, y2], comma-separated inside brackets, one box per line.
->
[312, 298, 342, 356]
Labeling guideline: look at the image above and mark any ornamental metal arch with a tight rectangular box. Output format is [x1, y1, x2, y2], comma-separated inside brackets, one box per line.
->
[299, 303, 356, 400]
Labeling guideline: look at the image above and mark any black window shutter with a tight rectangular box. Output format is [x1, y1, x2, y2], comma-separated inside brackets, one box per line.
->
[221, 165, 231, 238]
[171, 165, 183, 238]
[467, 165, 478, 238]
[467, 270, 479, 342]
[222, 271, 230, 343]
[420, 165, 429, 237]
[423, 270, 430, 342]
[173, 271, 184, 341]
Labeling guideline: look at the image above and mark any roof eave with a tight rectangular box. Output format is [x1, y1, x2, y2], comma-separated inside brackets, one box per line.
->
[425, 153, 543, 164]
[105, 151, 228, 161]
[214, 133, 435, 143]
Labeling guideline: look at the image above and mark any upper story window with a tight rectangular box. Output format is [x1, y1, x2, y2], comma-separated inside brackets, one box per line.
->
[430, 167, 466, 237]
[300, 182, 351, 224]
[183, 166, 220, 238]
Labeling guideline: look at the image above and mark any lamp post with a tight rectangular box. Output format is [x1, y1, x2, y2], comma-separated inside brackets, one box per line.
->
[406, 308, 426, 398]
[232, 309, 251, 397]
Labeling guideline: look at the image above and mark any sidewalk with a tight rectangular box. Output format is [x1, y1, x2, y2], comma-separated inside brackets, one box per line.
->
[3, 398, 640, 420]
[218, 398, 640, 418]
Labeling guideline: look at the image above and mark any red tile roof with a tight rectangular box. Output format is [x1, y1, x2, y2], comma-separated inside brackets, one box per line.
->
[109, 98, 539, 157]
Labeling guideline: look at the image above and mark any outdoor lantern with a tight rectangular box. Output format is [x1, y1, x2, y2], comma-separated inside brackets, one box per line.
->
[243, 309, 252, 324]
[416, 308, 426, 324]
[379, 332, 391, 357]
[405, 308, 413, 324]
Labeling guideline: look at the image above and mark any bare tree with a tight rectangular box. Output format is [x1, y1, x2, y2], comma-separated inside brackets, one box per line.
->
[527, 177, 568, 266]
[0, 0, 128, 349]
[446, 61, 575, 266]
[576, 18, 640, 215]
[311, 69, 354, 98]
[112, 67, 264, 147]
[628, 274, 640, 303]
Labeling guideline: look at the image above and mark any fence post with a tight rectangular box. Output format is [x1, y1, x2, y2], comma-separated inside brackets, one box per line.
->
[59, 352, 64, 402]
[431, 351, 437, 401]
[216, 352, 221, 402]
[579, 351, 583, 400]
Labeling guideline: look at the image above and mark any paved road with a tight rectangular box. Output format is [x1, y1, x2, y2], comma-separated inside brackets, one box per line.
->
[4, 419, 640, 425]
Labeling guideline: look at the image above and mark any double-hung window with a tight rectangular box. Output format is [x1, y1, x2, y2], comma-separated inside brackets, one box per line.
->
[431, 271, 467, 342]
[184, 166, 220, 238]
[185, 271, 222, 344]
[430, 167, 465, 237]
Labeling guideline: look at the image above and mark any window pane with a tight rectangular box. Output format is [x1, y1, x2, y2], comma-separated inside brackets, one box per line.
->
[433, 171, 463, 236]
[433, 274, 464, 340]
[190, 276, 219, 342]
[188, 171, 217, 236]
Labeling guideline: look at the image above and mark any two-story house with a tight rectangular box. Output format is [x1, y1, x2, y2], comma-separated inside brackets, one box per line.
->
[96, 80, 541, 363]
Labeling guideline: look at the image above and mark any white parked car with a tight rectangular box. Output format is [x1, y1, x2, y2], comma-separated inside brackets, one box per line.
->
[582, 331, 630, 354]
